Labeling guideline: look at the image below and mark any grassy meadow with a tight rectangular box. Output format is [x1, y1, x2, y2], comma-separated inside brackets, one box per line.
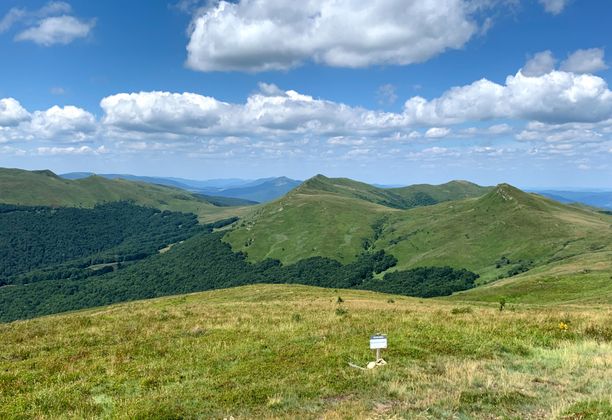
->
[1, 284, 610, 419]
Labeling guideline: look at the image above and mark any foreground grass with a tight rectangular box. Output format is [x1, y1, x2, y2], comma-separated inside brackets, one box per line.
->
[1, 285, 611, 419]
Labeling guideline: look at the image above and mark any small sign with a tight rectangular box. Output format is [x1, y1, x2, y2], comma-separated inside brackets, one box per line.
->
[370, 334, 387, 349]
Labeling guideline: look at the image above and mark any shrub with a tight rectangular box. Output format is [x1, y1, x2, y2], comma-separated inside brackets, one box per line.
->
[335, 307, 348, 317]
[451, 307, 473, 315]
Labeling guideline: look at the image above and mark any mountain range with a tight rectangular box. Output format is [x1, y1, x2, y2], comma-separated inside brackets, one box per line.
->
[1, 167, 610, 323]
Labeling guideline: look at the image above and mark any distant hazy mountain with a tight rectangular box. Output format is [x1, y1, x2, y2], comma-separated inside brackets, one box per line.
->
[61, 173, 302, 203]
[533, 190, 612, 210]
[204, 176, 302, 203]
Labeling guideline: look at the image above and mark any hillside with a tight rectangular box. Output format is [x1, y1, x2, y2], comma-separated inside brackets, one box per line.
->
[376, 184, 612, 281]
[1, 284, 610, 418]
[0, 168, 253, 222]
[224, 175, 492, 263]
[225, 177, 611, 272]
[450, 250, 612, 305]
[225, 179, 612, 296]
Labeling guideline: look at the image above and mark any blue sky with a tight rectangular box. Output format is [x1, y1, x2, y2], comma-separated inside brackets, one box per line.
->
[1, 0, 611, 188]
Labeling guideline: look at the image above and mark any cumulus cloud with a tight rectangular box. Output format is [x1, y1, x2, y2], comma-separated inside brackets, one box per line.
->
[15, 15, 95, 46]
[186, 0, 478, 72]
[560, 48, 608, 74]
[29, 105, 97, 141]
[0, 98, 30, 127]
[3, 58, 612, 165]
[403, 70, 612, 125]
[522, 50, 556, 77]
[100, 91, 230, 133]
[539, 0, 568, 15]
[99, 68, 612, 145]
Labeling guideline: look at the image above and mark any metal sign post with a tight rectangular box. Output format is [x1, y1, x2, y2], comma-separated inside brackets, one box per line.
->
[369, 334, 387, 361]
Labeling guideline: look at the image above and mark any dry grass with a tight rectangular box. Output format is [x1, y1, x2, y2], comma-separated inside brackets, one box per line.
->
[1, 284, 610, 418]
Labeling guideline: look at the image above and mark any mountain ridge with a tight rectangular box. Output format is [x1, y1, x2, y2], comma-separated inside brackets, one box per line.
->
[0, 167, 254, 222]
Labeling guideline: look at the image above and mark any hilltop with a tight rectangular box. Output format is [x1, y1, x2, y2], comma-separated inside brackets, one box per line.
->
[376, 183, 612, 279]
[291, 174, 491, 209]
[0, 167, 254, 222]
[225, 177, 612, 280]
[1, 284, 610, 418]
[224, 175, 493, 263]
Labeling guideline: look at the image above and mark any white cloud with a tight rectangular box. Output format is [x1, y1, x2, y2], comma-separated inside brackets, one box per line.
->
[560, 48, 608, 74]
[186, 0, 478, 72]
[522, 50, 556, 77]
[539, 0, 568, 15]
[425, 127, 451, 138]
[403, 70, 612, 125]
[0, 2, 72, 33]
[0, 98, 30, 127]
[15, 15, 95, 46]
[99, 69, 612, 146]
[100, 91, 229, 133]
[29, 105, 97, 141]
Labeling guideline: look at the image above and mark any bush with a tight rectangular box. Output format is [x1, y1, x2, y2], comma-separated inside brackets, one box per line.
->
[451, 307, 473, 315]
[335, 307, 348, 317]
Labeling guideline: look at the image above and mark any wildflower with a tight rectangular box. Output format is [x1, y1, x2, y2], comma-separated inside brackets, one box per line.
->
[559, 322, 569, 331]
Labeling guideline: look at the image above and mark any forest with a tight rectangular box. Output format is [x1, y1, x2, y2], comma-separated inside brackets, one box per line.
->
[0, 219, 477, 322]
[0, 202, 203, 286]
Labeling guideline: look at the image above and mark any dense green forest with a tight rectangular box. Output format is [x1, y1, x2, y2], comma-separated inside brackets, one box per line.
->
[362, 267, 478, 297]
[0, 225, 477, 322]
[0, 202, 203, 285]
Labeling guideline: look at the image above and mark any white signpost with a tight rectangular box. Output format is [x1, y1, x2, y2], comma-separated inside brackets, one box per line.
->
[370, 334, 387, 361]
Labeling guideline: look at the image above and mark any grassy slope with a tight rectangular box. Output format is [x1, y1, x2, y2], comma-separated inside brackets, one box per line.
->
[226, 177, 612, 284]
[451, 251, 612, 305]
[1, 284, 610, 418]
[225, 188, 395, 263]
[224, 175, 492, 264]
[377, 184, 612, 281]
[0, 167, 252, 222]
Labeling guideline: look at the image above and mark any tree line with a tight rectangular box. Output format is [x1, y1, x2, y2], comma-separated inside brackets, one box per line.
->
[0, 224, 477, 322]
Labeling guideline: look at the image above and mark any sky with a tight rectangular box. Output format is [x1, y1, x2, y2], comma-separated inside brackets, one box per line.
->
[1, 0, 611, 188]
